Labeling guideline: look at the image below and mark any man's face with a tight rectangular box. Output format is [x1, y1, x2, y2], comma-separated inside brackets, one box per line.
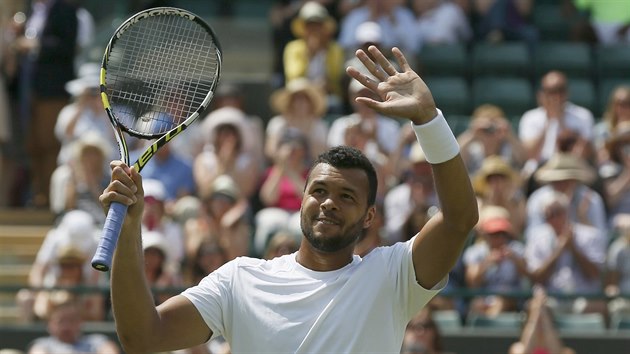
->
[300, 164, 375, 253]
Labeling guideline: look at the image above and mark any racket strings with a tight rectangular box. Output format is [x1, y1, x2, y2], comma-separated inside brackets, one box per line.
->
[106, 13, 219, 137]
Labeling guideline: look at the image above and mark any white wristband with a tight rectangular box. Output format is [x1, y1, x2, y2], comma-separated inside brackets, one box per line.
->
[411, 109, 460, 164]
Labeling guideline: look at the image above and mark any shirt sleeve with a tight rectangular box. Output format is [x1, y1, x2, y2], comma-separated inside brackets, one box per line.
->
[181, 260, 237, 339]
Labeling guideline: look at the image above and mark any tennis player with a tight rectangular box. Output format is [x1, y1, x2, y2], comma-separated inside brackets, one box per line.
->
[100, 45, 478, 353]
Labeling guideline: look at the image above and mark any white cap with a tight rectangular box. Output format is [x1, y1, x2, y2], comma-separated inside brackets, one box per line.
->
[355, 21, 382, 45]
[143, 178, 166, 201]
[142, 230, 169, 257]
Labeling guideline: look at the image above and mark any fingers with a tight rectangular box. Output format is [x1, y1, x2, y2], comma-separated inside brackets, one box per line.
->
[367, 45, 399, 76]
[391, 47, 411, 72]
[346, 65, 378, 93]
[100, 161, 141, 206]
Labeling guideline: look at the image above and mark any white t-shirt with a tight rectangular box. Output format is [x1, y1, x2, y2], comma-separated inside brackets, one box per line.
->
[182, 237, 446, 353]
[518, 102, 594, 162]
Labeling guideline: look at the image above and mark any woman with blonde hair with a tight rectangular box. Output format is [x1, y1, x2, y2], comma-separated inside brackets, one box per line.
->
[594, 85, 630, 165]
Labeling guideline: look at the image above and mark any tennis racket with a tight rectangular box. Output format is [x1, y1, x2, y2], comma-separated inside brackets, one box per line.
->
[91, 7, 222, 271]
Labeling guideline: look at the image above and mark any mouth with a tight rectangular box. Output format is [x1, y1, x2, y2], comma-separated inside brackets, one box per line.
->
[315, 215, 340, 226]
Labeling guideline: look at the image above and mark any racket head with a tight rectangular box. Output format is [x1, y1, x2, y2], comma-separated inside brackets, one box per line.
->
[100, 7, 222, 140]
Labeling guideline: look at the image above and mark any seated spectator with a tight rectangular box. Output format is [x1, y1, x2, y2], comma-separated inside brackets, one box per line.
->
[412, 0, 472, 45]
[338, 0, 420, 57]
[519, 71, 595, 175]
[353, 202, 384, 257]
[342, 21, 385, 78]
[184, 174, 251, 262]
[464, 209, 530, 316]
[602, 122, 630, 219]
[457, 104, 526, 176]
[140, 178, 185, 267]
[526, 153, 607, 235]
[142, 230, 183, 305]
[283, 1, 345, 113]
[508, 287, 576, 354]
[471, 0, 538, 47]
[254, 129, 310, 256]
[263, 230, 299, 260]
[16, 210, 101, 322]
[402, 308, 452, 354]
[473, 156, 526, 235]
[184, 240, 227, 287]
[328, 79, 401, 156]
[194, 107, 260, 200]
[136, 143, 196, 214]
[49, 132, 111, 225]
[27, 300, 119, 354]
[572, 0, 630, 44]
[209, 81, 266, 165]
[383, 143, 438, 244]
[266, 78, 328, 162]
[32, 245, 105, 322]
[594, 85, 630, 167]
[606, 213, 630, 317]
[54, 62, 116, 165]
[525, 191, 607, 316]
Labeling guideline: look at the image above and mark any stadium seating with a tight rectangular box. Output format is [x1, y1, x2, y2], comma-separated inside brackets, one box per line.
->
[416, 43, 470, 79]
[432, 310, 463, 332]
[534, 41, 593, 79]
[471, 41, 531, 79]
[466, 312, 525, 331]
[472, 77, 535, 117]
[596, 44, 630, 81]
[567, 78, 598, 116]
[532, 4, 571, 41]
[424, 77, 472, 116]
[610, 313, 630, 331]
[553, 313, 606, 334]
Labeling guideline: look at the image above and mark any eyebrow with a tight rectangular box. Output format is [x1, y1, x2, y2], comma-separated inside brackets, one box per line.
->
[310, 180, 359, 197]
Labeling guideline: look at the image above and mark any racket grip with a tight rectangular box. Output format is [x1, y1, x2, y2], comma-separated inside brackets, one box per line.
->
[91, 201, 128, 272]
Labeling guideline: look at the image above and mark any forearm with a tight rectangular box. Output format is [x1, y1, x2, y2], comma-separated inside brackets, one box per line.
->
[569, 245, 601, 280]
[259, 167, 284, 206]
[531, 249, 562, 284]
[111, 222, 161, 352]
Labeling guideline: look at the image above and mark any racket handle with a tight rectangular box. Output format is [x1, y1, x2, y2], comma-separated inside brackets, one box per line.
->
[91, 201, 128, 272]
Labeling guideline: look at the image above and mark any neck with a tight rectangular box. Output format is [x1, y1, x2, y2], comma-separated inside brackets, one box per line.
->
[295, 244, 355, 271]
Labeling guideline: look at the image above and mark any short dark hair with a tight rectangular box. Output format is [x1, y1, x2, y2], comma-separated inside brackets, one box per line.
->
[307, 146, 378, 206]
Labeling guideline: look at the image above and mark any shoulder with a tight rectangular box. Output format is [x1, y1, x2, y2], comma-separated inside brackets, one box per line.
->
[566, 102, 594, 120]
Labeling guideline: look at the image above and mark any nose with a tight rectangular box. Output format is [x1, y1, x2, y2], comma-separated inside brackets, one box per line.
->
[320, 196, 338, 211]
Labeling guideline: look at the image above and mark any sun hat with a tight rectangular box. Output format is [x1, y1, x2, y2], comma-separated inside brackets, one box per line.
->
[477, 205, 514, 236]
[65, 62, 100, 97]
[56, 244, 87, 264]
[290, 1, 336, 38]
[270, 78, 327, 117]
[71, 131, 112, 160]
[409, 142, 427, 164]
[473, 155, 520, 195]
[479, 216, 514, 236]
[200, 106, 251, 149]
[534, 153, 596, 185]
[209, 174, 240, 201]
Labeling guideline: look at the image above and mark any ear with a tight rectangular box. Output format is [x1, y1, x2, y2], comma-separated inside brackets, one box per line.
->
[363, 205, 376, 229]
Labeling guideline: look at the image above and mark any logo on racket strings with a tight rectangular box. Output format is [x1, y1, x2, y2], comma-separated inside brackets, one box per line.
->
[117, 8, 195, 39]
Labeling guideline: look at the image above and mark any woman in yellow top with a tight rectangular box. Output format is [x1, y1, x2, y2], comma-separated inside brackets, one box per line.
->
[283, 1, 345, 113]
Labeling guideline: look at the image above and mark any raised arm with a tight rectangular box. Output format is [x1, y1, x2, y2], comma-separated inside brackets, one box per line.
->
[102, 161, 210, 353]
[347, 46, 478, 289]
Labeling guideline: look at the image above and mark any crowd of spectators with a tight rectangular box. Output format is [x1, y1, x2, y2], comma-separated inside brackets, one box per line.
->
[1, 0, 630, 353]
